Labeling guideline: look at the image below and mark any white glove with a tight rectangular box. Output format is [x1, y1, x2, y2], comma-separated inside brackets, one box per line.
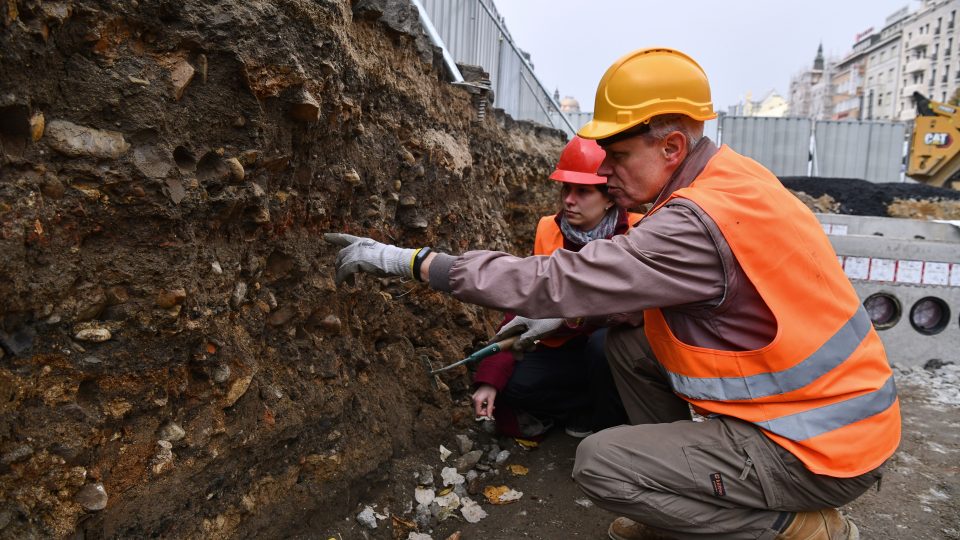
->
[493, 315, 565, 351]
[325, 233, 418, 285]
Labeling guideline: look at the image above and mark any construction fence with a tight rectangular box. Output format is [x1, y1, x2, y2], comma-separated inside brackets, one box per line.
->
[417, 0, 575, 136]
[719, 116, 907, 183]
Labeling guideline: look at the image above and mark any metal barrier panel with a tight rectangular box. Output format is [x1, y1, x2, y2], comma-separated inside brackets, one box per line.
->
[720, 116, 811, 176]
[419, 0, 571, 134]
[815, 121, 905, 182]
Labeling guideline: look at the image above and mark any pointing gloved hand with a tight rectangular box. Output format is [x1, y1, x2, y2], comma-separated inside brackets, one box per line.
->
[324, 233, 430, 285]
[493, 315, 565, 351]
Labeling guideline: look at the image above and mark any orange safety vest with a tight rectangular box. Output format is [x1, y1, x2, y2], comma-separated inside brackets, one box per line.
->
[643, 146, 900, 477]
[534, 211, 643, 348]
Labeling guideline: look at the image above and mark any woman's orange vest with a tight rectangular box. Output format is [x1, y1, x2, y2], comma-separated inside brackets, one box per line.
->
[534, 211, 642, 348]
[643, 146, 900, 478]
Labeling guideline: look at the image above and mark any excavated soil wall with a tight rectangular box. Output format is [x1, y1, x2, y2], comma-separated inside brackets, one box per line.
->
[0, 1, 564, 537]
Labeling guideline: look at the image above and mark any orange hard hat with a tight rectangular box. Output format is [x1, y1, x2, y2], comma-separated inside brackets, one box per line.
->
[579, 47, 716, 141]
[549, 136, 607, 185]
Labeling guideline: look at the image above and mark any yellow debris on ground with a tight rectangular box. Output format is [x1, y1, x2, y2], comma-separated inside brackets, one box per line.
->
[507, 464, 529, 476]
[514, 438, 539, 449]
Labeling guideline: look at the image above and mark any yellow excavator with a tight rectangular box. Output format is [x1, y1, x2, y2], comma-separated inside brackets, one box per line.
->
[908, 92, 960, 189]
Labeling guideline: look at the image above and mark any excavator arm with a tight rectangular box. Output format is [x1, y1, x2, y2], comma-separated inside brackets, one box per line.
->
[907, 92, 960, 189]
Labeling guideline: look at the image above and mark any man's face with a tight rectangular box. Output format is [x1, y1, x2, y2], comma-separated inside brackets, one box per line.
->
[596, 135, 676, 207]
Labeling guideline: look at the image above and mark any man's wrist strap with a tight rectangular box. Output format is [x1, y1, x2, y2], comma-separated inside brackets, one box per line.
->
[412, 247, 432, 282]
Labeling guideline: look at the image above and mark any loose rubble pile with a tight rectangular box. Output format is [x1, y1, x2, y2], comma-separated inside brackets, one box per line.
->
[351, 422, 535, 539]
[781, 176, 960, 218]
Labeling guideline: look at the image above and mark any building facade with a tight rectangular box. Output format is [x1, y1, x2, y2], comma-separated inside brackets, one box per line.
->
[862, 8, 909, 120]
[728, 90, 789, 117]
[832, 29, 877, 120]
[898, 0, 960, 121]
[789, 45, 836, 119]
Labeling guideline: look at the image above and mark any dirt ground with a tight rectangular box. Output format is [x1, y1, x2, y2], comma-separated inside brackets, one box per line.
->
[314, 362, 960, 540]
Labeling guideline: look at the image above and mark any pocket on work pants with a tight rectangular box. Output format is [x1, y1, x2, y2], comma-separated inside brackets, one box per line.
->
[683, 441, 782, 511]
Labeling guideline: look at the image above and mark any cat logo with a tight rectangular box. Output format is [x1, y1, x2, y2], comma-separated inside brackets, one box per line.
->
[923, 132, 951, 146]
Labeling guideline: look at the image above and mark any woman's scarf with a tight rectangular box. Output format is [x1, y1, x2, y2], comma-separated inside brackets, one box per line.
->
[559, 206, 621, 249]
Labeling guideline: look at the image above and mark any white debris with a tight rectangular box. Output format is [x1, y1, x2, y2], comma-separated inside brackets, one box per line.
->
[496, 488, 523, 503]
[460, 496, 488, 523]
[440, 444, 452, 462]
[434, 491, 461, 509]
[407, 533, 433, 540]
[441, 467, 465, 486]
[415, 486, 435, 506]
[893, 364, 960, 408]
[574, 498, 594, 508]
[356, 506, 377, 529]
[494, 449, 511, 465]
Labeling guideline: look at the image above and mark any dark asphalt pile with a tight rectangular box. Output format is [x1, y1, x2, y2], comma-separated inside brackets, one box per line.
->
[779, 176, 960, 216]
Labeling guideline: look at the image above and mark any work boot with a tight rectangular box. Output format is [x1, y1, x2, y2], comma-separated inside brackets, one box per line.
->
[777, 509, 860, 540]
[607, 517, 673, 540]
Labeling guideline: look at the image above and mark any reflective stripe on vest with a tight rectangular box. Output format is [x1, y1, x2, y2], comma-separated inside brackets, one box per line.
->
[667, 305, 873, 401]
[757, 374, 898, 441]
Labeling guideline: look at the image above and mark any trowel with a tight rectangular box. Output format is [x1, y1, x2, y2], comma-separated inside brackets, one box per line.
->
[428, 335, 519, 375]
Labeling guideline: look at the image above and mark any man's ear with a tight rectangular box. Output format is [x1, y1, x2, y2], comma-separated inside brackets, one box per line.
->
[662, 131, 687, 167]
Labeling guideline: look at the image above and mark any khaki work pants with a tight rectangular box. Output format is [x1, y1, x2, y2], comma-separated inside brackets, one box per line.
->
[572, 326, 885, 539]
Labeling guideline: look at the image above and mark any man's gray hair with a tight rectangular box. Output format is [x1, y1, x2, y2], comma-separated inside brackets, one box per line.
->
[643, 114, 705, 148]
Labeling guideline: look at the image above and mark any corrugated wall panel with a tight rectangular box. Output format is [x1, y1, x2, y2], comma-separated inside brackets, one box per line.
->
[816, 121, 905, 182]
[815, 121, 871, 178]
[720, 117, 811, 176]
[867, 123, 906, 183]
[420, 0, 568, 133]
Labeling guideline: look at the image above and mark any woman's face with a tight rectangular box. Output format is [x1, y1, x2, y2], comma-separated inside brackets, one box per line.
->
[560, 183, 612, 230]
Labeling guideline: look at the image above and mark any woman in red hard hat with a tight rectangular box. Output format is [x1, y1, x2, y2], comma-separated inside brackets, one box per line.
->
[469, 136, 643, 439]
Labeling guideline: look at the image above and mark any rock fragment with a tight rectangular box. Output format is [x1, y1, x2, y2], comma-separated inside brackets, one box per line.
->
[1, 444, 33, 464]
[289, 88, 320, 122]
[75, 483, 108, 511]
[230, 282, 247, 309]
[156, 288, 187, 308]
[455, 434, 473, 455]
[414, 486, 434, 506]
[441, 467, 464, 486]
[158, 422, 186, 442]
[225, 157, 244, 182]
[343, 168, 362, 186]
[75, 327, 111, 342]
[319, 314, 341, 334]
[454, 450, 483, 473]
[45, 120, 129, 159]
[460, 497, 487, 523]
[356, 506, 377, 529]
[164, 56, 195, 100]
[29, 112, 44, 141]
[151, 440, 174, 475]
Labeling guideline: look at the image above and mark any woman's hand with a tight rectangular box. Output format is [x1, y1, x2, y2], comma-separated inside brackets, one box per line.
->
[472, 384, 498, 418]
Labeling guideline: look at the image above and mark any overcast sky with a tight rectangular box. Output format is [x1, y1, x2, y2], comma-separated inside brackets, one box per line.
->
[493, 1, 919, 113]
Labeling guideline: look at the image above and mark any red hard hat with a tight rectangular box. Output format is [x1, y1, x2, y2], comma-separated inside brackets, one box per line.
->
[549, 136, 607, 185]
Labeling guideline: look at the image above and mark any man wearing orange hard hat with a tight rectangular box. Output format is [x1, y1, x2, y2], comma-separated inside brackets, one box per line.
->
[327, 47, 899, 540]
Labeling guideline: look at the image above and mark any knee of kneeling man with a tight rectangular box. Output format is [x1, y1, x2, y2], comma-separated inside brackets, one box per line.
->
[572, 433, 613, 491]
